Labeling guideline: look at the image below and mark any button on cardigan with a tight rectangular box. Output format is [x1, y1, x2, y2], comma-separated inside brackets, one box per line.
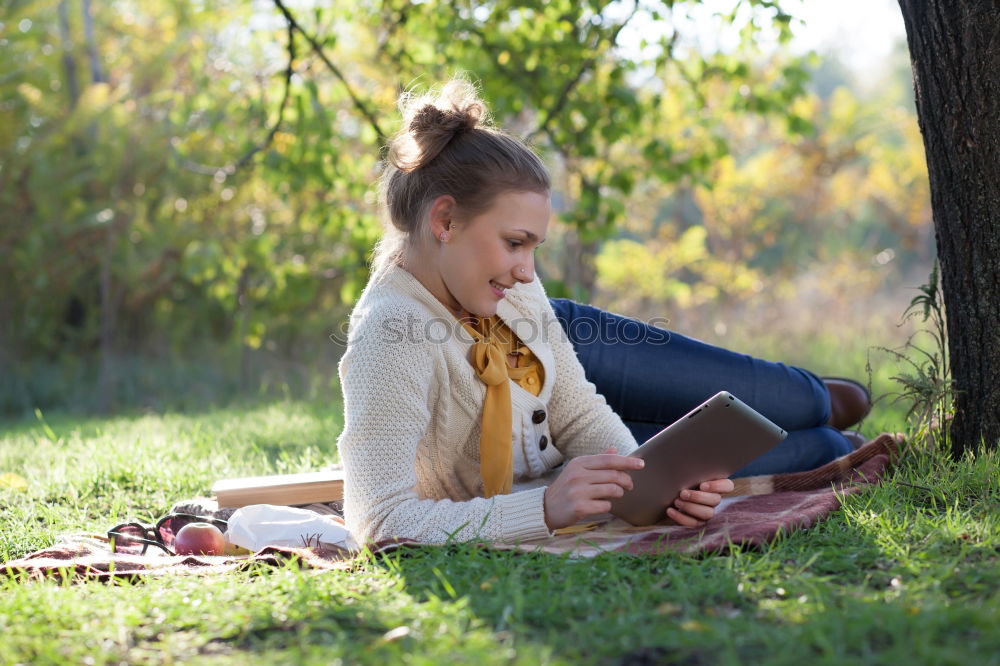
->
[335, 262, 639, 545]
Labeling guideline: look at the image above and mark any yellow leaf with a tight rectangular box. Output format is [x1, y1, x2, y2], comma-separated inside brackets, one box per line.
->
[78, 82, 112, 110]
[244, 333, 262, 349]
[655, 602, 681, 616]
[0, 473, 28, 491]
[17, 83, 42, 106]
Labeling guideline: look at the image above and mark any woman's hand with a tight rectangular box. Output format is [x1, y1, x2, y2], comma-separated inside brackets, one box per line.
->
[666, 478, 734, 527]
[543, 448, 643, 530]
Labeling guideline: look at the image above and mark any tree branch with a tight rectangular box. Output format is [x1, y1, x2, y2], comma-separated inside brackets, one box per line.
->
[171, 17, 296, 176]
[272, 0, 387, 145]
[527, 1, 641, 144]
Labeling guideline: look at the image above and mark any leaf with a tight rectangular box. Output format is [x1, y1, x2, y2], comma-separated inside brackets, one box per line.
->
[0, 473, 28, 491]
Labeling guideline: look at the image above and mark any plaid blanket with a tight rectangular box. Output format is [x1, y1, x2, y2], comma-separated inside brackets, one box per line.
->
[1, 434, 897, 581]
[507, 433, 899, 556]
[0, 539, 415, 582]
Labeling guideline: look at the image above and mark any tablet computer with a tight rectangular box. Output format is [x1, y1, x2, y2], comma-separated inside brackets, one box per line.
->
[609, 391, 787, 526]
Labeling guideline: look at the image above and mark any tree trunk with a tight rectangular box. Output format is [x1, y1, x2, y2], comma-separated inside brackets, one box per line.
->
[81, 0, 104, 83]
[57, 0, 79, 107]
[897, 0, 1000, 453]
[237, 266, 254, 392]
[97, 221, 117, 413]
[561, 231, 599, 302]
[83, 0, 115, 412]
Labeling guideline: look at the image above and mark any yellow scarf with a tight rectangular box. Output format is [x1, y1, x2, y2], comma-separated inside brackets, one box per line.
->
[461, 316, 537, 497]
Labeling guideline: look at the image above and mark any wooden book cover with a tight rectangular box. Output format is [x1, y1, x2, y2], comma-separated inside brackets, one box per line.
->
[212, 468, 345, 508]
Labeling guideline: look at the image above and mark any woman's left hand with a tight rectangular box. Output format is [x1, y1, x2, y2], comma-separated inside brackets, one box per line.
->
[666, 478, 734, 527]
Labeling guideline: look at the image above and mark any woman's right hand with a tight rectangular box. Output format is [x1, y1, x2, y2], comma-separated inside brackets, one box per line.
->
[543, 448, 644, 530]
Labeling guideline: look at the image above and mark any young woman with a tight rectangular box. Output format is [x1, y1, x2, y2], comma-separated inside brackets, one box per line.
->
[336, 81, 869, 545]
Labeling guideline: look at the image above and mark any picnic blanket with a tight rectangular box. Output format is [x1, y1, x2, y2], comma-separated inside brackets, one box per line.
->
[1, 434, 898, 581]
[509, 432, 899, 557]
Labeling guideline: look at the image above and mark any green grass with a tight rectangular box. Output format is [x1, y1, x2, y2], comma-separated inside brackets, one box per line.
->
[2, 399, 998, 665]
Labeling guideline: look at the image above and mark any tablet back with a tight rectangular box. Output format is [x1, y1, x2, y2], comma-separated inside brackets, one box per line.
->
[609, 391, 787, 526]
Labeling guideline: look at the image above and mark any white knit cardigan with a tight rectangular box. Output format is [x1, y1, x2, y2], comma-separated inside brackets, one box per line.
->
[336, 263, 639, 544]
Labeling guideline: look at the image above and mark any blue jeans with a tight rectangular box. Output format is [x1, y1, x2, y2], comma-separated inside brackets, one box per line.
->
[548, 299, 853, 477]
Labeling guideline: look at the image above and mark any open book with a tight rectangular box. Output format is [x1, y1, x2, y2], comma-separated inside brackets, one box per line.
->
[212, 468, 345, 508]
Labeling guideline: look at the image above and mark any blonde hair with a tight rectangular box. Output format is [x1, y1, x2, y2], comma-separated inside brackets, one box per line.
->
[371, 79, 550, 274]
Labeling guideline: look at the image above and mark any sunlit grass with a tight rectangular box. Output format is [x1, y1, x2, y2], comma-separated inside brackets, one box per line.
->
[2, 347, 997, 664]
[0, 401, 343, 560]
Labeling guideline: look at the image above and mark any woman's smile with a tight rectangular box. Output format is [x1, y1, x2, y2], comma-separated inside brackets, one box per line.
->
[490, 280, 510, 299]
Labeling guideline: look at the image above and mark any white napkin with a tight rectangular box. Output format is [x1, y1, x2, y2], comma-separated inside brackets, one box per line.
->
[226, 504, 357, 552]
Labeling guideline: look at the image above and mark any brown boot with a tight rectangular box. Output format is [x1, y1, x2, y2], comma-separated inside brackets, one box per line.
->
[823, 377, 872, 430]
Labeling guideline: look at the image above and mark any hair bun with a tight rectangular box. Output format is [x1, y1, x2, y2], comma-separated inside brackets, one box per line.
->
[372, 78, 551, 275]
[409, 102, 481, 138]
[389, 80, 488, 172]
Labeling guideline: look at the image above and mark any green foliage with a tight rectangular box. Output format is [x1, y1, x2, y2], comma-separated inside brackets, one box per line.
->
[1, 1, 930, 414]
[590, 58, 931, 337]
[1, 1, 376, 375]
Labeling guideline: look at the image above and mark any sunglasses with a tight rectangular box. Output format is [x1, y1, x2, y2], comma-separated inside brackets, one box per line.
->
[107, 513, 228, 555]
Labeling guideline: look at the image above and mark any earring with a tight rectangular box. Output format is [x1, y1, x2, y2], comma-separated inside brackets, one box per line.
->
[439, 232, 450, 242]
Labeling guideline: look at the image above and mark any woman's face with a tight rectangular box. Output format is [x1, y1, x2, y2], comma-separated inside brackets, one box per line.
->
[438, 190, 550, 318]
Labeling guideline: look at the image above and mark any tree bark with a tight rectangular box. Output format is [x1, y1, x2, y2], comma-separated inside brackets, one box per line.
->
[561, 231, 599, 302]
[82, 0, 114, 412]
[81, 0, 105, 84]
[57, 0, 79, 107]
[97, 220, 116, 413]
[897, 0, 1000, 453]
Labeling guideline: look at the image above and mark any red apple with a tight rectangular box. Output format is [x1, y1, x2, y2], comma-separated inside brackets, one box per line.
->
[173, 522, 226, 556]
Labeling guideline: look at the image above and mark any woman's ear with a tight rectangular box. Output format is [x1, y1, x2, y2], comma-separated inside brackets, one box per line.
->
[428, 195, 457, 240]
